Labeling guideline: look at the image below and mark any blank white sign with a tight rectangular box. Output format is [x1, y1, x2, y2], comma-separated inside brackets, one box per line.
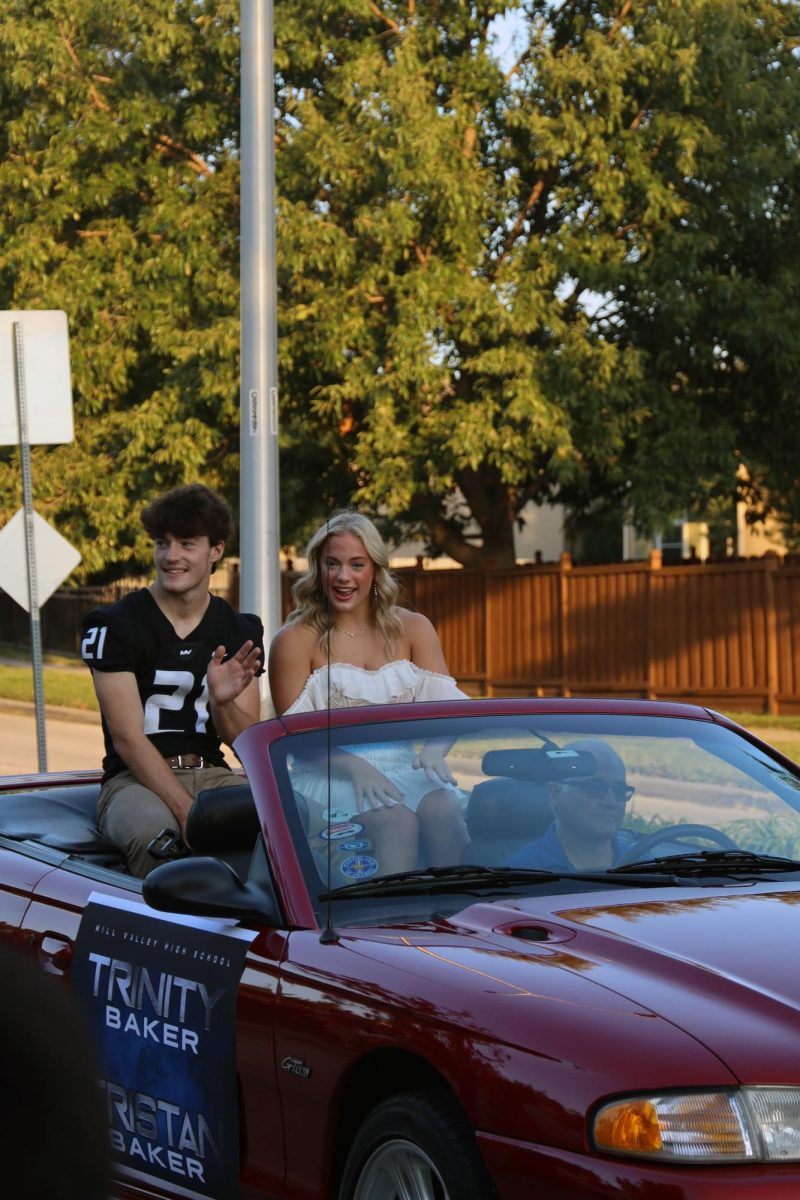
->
[0, 310, 74, 445]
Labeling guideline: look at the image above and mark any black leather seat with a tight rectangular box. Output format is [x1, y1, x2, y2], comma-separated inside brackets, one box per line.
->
[187, 783, 259, 850]
[463, 778, 553, 866]
[0, 784, 126, 871]
[186, 783, 262, 877]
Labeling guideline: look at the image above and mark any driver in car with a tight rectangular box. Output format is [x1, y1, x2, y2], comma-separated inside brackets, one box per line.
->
[503, 739, 637, 871]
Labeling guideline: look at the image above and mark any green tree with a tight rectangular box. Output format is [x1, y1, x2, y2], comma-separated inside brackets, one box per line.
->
[606, 0, 800, 542]
[0, 0, 242, 576]
[0, 1, 798, 574]
[275, 0, 800, 564]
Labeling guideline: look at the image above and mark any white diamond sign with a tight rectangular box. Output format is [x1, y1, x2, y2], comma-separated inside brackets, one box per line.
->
[0, 508, 81, 611]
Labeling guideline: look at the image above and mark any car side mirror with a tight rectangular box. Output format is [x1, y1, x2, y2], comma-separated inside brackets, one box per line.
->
[143, 843, 281, 925]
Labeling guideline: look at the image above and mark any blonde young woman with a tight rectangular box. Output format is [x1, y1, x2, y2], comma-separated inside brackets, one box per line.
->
[267, 511, 469, 874]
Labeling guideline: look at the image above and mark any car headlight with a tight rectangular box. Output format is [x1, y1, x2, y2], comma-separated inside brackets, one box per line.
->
[592, 1089, 800, 1162]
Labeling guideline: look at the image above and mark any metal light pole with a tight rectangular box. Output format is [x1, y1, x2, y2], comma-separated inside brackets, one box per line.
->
[239, 0, 281, 660]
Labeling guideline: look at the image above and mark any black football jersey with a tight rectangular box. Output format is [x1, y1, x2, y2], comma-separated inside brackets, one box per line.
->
[80, 589, 264, 779]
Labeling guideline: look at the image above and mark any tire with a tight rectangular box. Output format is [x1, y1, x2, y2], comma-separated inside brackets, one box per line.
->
[338, 1088, 497, 1200]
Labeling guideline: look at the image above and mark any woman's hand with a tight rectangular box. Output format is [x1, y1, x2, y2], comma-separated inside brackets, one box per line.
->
[412, 739, 456, 785]
[343, 755, 404, 812]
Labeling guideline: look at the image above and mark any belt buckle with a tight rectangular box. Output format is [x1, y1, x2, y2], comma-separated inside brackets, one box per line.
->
[170, 754, 204, 769]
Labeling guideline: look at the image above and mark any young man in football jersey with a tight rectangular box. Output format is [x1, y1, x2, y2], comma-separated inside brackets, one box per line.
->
[80, 484, 264, 877]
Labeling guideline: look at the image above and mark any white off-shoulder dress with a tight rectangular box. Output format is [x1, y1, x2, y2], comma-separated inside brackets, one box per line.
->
[285, 660, 467, 815]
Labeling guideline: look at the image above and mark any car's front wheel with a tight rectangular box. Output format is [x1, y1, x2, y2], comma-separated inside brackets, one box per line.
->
[338, 1089, 496, 1200]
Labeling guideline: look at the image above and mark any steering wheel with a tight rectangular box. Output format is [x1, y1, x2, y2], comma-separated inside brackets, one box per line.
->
[616, 823, 738, 867]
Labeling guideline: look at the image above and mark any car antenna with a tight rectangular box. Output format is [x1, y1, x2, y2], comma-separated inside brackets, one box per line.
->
[319, 515, 339, 945]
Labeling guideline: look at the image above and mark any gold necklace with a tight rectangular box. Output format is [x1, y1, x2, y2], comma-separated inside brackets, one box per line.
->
[334, 625, 369, 638]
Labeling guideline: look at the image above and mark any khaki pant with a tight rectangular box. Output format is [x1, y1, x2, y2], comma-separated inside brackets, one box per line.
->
[98, 767, 245, 879]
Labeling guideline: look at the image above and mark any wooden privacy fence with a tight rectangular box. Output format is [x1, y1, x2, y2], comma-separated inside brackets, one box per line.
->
[3, 552, 800, 714]
[391, 551, 800, 716]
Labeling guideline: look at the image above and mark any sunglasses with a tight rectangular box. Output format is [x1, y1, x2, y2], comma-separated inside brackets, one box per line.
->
[563, 778, 635, 804]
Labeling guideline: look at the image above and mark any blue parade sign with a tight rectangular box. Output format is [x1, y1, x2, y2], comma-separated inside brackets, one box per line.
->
[72, 893, 256, 1200]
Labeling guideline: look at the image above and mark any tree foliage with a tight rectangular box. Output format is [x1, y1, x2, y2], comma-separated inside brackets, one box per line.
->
[0, 0, 798, 574]
[0, 0, 242, 575]
[275, 0, 800, 564]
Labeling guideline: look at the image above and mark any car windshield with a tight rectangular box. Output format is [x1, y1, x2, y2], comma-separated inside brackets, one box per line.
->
[268, 710, 800, 923]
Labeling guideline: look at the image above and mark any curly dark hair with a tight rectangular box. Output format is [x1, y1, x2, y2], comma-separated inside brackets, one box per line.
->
[140, 484, 234, 547]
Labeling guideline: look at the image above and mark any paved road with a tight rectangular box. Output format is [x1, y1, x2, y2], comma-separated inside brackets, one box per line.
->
[0, 701, 243, 776]
[0, 705, 105, 775]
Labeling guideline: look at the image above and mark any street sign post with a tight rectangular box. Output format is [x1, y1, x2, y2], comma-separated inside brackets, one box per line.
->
[0, 311, 77, 771]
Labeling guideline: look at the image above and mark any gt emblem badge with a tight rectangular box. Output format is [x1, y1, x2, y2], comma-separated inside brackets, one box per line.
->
[281, 1055, 312, 1079]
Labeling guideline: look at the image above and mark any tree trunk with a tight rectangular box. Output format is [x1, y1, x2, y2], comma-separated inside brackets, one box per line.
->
[412, 469, 518, 568]
[457, 468, 518, 568]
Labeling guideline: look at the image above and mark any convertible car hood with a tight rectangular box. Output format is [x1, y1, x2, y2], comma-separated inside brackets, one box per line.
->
[472, 883, 800, 1080]
[339, 880, 800, 1084]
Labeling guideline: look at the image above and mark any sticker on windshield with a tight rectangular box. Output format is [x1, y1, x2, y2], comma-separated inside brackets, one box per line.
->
[323, 808, 351, 821]
[340, 855, 379, 879]
[320, 822, 364, 840]
[341, 839, 370, 851]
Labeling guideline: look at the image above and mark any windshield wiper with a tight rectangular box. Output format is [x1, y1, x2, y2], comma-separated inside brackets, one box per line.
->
[610, 850, 800, 877]
[319, 862, 681, 899]
[320, 864, 555, 898]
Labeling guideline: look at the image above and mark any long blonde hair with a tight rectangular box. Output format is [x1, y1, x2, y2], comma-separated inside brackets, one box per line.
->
[287, 511, 403, 648]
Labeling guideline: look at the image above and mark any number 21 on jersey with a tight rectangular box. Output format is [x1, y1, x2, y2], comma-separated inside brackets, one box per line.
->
[143, 670, 210, 735]
[81, 626, 108, 661]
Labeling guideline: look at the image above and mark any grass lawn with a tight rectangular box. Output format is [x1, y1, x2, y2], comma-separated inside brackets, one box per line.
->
[722, 710, 800, 732]
[0, 656, 98, 711]
[0, 648, 98, 710]
[716, 711, 800, 764]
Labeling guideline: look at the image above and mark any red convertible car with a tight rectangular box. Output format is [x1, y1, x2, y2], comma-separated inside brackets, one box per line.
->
[3, 696, 800, 1199]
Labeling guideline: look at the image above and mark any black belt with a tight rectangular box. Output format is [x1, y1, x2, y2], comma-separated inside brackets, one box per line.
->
[164, 754, 208, 769]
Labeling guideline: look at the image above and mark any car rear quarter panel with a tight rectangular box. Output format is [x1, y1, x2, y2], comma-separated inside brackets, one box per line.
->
[0, 844, 55, 935]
